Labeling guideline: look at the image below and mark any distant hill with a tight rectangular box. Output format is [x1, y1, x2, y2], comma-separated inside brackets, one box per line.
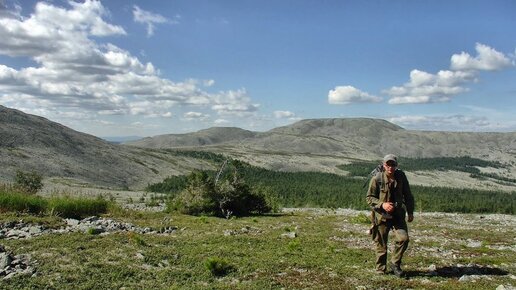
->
[2, 105, 515, 191]
[126, 127, 256, 148]
[0, 106, 210, 189]
[128, 117, 516, 160]
[127, 118, 516, 191]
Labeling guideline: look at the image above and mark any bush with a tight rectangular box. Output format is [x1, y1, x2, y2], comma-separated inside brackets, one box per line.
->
[217, 171, 271, 218]
[168, 170, 218, 216]
[205, 257, 233, 276]
[14, 170, 43, 194]
[168, 170, 273, 218]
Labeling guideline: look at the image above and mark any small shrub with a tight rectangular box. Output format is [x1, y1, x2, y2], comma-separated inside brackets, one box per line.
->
[287, 239, 301, 251]
[14, 170, 43, 194]
[87, 227, 103, 235]
[205, 257, 233, 276]
[350, 213, 372, 225]
[128, 232, 147, 246]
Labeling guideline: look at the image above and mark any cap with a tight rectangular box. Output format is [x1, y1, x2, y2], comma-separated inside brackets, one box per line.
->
[383, 154, 398, 164]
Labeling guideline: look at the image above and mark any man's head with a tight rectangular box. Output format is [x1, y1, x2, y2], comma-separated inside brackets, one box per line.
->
[382, 154, 398, 175]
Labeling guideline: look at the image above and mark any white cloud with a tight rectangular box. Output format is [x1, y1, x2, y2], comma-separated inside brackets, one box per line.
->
[328, 86, 382, 104]
[133, 5, 178, 37]
[211, 89, 260, 116]
[183, 111, 210, 121]
[388, 114, 491, 131]
[386, 44, 511, 105]
[451, 43, 513, 71]
[0, 1, 260, 126]
[273, 110, 295, 119]
[214, 119, 230, 125]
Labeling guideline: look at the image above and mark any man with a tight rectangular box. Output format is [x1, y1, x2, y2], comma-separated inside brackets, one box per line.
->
[366, 154, 414, 277]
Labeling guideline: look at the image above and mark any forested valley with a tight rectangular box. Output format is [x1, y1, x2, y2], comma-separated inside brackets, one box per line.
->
[147, 151, 514, 214]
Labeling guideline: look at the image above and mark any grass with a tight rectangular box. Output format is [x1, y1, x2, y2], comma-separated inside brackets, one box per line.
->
[0, 188, 110, 218]
[1, 208, 514, 289]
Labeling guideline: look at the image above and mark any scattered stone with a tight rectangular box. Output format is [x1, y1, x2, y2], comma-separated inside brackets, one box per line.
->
[496, 284, 516, 290]
[135, 252, 145, 260]
[0, 246, 36, 280]
[466, 239, 482, 248]
[459, 274, 480, 282]
[281, 231, 297, 239]
[0, 252, 12, 269]
[0, 217, 178, 240]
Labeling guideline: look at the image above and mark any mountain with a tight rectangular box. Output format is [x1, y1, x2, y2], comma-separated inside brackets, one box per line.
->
[128, 117, 516, 160]
[126, 127, 256, 148]
[2, 106, 515, 191]
[127, 118, 516, 190]
[0, 106, 210, 189]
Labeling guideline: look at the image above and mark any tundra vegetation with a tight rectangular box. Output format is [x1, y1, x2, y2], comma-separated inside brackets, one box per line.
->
[0, 152, 514, 289]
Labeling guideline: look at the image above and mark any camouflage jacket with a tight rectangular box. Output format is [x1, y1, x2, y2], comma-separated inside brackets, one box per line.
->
[366, 169, 414, 223]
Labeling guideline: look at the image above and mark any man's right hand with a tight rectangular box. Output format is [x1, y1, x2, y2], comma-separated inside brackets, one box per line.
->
[382, 202, 394, 213]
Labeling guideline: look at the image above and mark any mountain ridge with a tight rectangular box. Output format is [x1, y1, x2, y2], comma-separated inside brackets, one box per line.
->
[0, 106, 210, 189]
[1, 105, 515, 191]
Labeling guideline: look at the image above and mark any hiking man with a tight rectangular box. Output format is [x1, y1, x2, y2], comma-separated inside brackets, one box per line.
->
[366, 154, 414, 277]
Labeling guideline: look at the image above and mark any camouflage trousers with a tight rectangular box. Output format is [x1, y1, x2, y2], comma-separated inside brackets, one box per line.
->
[373, 218, 409, 272]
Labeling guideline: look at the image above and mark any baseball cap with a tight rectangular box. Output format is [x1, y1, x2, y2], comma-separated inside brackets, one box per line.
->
[383, 154, 398, 165]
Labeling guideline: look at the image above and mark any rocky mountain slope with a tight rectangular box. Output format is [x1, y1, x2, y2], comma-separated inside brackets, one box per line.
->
[0, 106, 211, 189]
[129, 118, 516, 160]
[127, 118, 516, 191]
[128, 127, 256, 148]
[128, 117, 516, 165]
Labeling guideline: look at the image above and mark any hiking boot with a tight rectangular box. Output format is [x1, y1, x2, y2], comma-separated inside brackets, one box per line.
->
[390, 263, 404, 277]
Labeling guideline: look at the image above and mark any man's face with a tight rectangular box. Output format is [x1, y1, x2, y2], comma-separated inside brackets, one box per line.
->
[383, 161, 397, 175]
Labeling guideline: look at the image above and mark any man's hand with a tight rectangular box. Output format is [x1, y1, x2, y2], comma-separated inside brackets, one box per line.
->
[407, 214, 414, 222]
[381, 202, 394, 213]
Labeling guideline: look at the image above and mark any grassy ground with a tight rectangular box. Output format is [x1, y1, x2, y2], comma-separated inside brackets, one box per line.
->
[1, 208, 514, 289]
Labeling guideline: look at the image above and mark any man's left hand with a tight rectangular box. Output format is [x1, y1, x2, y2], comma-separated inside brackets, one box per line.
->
[407, 215, 414, 222]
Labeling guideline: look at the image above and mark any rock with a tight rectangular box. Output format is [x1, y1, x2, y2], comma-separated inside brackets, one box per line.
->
[281, 232, 297, 239]
[0, 253, 12, 269]
[466, 239, 482, 248]
[224, 230, 236, 236]
[28, 226, 43, 235]
[458, 274, 479, 282]
[135, 252, 145, 260]
[65, 219, 80, 226]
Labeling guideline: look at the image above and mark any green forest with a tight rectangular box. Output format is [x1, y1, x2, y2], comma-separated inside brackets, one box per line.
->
[147, 151, 514, 214]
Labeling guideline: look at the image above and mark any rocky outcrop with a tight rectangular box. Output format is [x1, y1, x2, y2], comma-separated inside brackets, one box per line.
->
[0, 216, 177, 240]
[0, 245, 36, 280]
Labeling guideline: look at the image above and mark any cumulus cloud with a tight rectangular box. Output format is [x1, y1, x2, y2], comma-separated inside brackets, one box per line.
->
[451, 43, 513, 71]
[211, 89, 260, 116]
[183, 111, 210, 121]
[328, 86, 382, 104]
[133, 5, 179, 37]
[387, 114, 491, 131]
[386, 43, 513, 105]
[0, 1, 259, 125]
[273, 110, 295, 119]
[385, 69, 476, 104]
[214, 118, 230, 125]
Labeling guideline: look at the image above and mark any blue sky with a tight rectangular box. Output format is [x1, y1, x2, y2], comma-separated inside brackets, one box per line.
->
[0, 0, 515, 137]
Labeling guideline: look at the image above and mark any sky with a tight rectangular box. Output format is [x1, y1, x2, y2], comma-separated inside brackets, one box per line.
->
[0, 0, 515, 138]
